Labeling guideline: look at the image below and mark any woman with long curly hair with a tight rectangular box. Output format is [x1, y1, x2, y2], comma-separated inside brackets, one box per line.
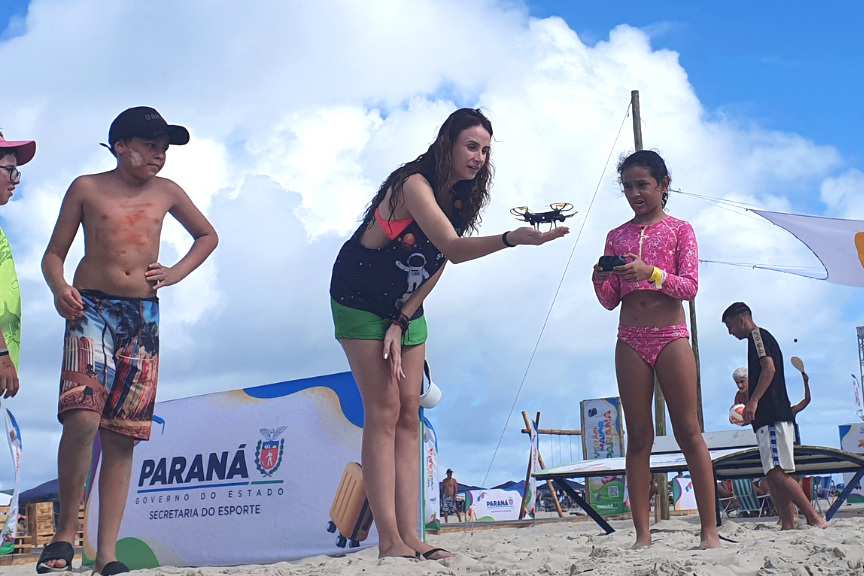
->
[330, 108, 567, 560]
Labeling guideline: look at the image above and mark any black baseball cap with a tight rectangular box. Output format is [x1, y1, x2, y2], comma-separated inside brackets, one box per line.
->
[107, 106, 190, 149]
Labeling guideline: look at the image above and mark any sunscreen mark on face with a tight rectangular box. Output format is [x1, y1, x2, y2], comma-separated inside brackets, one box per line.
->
[130, 150, 145, 167]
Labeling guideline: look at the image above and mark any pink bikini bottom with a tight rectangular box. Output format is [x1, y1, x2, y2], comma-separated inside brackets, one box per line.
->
[617, 323, 690, 367]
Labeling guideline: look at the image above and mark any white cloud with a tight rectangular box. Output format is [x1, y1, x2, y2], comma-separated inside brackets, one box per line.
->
[821, 169, 864, 217]
[0, 0, 861, 490]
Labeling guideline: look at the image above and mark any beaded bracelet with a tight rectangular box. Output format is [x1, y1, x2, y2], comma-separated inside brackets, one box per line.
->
[391, 312, 410, 333]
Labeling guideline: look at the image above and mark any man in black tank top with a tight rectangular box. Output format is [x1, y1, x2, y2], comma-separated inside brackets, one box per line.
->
[722, 302, 827, 530]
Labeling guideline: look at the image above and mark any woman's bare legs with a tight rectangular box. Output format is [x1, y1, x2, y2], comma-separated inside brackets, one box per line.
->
[615, 341, 657, 549]
[340, 339, 451, 560]
[340, 338, 417, 559]
[392, 344, 452, 560]
[654, 339, 722, 549]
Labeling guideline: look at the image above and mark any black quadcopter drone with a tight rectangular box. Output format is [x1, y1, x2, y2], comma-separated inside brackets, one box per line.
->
[510, 203, 576, 230]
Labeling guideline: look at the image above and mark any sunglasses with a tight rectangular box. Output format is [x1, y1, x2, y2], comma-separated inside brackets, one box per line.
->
[0, 165, 21, 182]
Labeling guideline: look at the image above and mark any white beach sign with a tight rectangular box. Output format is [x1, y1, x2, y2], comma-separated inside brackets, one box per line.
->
[84, 372, 378, 567]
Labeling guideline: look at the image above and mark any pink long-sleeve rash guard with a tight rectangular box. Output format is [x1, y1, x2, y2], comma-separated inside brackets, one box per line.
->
[593, 215, 698, 310]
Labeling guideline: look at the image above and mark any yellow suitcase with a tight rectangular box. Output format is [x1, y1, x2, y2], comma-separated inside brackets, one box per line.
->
[327, 462, 373, 548]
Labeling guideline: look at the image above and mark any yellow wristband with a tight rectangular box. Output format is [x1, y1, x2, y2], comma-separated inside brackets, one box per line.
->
[649, 267, 663, 288]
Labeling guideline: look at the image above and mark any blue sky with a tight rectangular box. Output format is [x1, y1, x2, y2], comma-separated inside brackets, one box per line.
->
[528, 1, 864, 169]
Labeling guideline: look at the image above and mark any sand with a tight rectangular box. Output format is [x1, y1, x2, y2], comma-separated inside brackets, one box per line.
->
[7, 511, 864, 576]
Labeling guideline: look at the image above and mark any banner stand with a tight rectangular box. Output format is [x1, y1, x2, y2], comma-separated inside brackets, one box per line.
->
[580, 398, 627, 516]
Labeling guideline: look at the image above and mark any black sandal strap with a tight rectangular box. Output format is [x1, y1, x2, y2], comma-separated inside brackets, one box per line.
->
[36, 541, 74, 573]
[97, 561, 130, 576]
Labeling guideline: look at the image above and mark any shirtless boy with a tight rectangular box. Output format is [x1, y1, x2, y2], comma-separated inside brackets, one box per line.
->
[39, 107, 218, 575]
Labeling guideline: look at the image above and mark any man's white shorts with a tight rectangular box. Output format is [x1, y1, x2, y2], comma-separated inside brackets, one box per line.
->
[755, 421, 796, 475]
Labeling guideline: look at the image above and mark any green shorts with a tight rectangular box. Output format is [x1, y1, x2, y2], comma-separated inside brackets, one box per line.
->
[330, 298, 427, 346]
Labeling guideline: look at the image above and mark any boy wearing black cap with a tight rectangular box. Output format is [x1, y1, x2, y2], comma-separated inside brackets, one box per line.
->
[39, 107, 218, 575]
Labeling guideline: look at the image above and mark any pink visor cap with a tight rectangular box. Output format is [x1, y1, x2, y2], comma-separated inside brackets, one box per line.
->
[0, 135, 36, 165]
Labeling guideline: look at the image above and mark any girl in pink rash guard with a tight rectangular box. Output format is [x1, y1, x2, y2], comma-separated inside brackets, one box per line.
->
[592, 150, 721, 550]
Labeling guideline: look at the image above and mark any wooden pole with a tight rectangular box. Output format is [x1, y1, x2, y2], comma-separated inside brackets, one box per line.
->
[653, 374, 669, 522]
[631, 90, 643, 151]
[633, 88, 703, 432]
[519, 412, 539, 519]
[535, 448, 565, 518]
[633, 90, 670, 521]
[520, 411, 565, 518]
[690, 299, 704, 431]
[520, 428, 581, 435]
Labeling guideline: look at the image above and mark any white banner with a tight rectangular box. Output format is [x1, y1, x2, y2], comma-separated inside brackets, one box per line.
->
[465, 489, 520, 522]
[521, 419, 538, 519]
[753, 210, 864, 286]
[0, 408, 21, 555]
[672, 476, 696, 511]
[421, 415, 440, 528]
[839, 423, 864, 503]
[84, 372, 379, 568]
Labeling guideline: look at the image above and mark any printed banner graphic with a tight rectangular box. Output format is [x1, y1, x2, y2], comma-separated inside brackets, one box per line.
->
[581, 398, 627, 515]
[84, 372, 376, 568]
[852, 375, 864, 421]
[0, 409, 22, 554]
[464, 489, 520, 522]
[421, 415, 440, 529]
[839, 423, 864, 503]
[581, 398, 625, 460]
[672, 476, 696, 511]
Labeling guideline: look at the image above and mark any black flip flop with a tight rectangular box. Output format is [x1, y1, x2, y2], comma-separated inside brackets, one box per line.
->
[93, 561, 129, 576]
[36, 541, 74, 573]
[422, 547, 451, 560]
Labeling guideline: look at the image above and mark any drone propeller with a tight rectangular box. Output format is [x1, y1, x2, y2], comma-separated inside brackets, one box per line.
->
[510, 206, 530, 216]
[550, 202, 574, 213]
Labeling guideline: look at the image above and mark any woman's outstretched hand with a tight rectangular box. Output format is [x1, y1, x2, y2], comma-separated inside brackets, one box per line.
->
[613, 253, 654, 283]
[382, 323, 406, 379]
[507, 226, 569, 246]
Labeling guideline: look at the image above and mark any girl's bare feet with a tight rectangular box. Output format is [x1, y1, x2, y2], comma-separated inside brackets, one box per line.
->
[699, 534, 724, 549]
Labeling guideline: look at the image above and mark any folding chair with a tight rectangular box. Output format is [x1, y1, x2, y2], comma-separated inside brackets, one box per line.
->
[731, 478, 771, 517]
[716, 481, 738, 517]
[812, 476, 834, 514]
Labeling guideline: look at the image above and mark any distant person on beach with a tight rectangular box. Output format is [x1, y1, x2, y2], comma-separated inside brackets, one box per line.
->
[39, 107, 218, 575]
[592, 150, 721, 549]
[722, 302, 827, 530]
[0, 132, 35, 400]
[330, 108, 568, 561]
[441, 469, 462, 523]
